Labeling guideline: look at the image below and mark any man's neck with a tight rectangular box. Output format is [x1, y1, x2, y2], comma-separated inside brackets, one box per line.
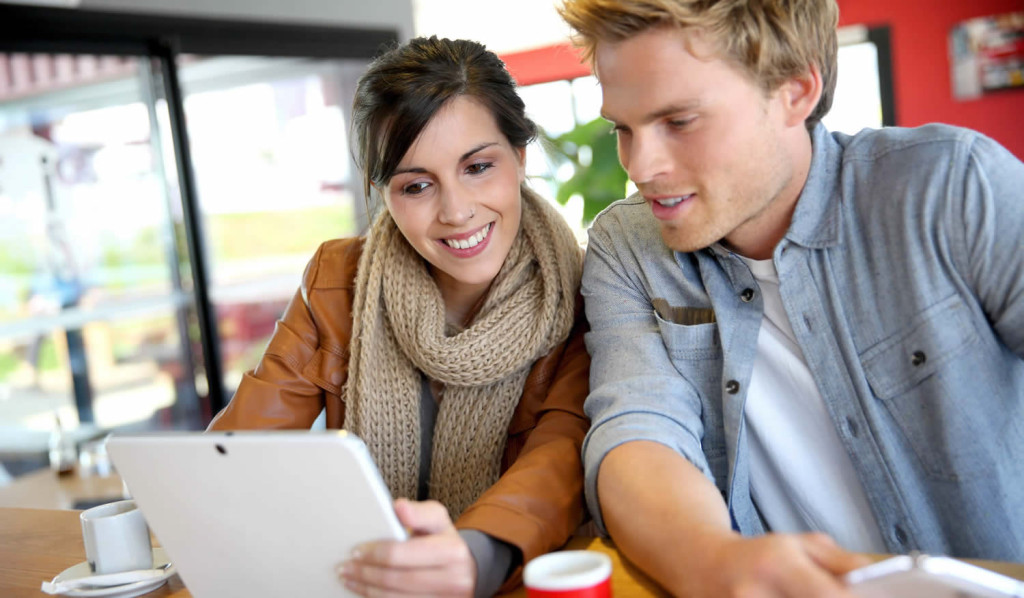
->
[724, 128, 814, 260]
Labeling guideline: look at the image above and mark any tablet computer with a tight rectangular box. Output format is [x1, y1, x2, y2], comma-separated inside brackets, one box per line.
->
[846, 553, 1024, 598]
[107, 430, 406, 598]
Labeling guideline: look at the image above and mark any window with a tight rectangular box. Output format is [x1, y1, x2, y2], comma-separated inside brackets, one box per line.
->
[0, 4, 395, 479]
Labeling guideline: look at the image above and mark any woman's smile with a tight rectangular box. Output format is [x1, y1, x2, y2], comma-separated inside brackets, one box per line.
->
[440, 222, 493, 254]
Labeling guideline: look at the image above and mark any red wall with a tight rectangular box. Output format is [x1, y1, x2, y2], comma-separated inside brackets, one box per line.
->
[501, 44, 589, 87]
[503, 0, 1024, 159]
[838, 0, 1024, 158]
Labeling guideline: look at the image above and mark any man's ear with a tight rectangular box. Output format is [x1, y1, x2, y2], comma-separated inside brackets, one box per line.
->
[778, 64, 823, 128]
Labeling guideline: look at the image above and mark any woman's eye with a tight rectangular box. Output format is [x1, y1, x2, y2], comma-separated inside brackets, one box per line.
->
[403, 181, 430, 195]
[466, 162, 494, 175]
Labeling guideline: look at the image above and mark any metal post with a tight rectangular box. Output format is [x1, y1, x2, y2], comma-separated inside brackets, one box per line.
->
[150, 38, 227, 415]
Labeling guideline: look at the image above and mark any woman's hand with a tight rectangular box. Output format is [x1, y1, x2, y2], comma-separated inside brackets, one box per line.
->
[339, 498, 476, 597]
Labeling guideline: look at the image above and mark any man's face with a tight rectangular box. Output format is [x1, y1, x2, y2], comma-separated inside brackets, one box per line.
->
[595, 26, 808, 258]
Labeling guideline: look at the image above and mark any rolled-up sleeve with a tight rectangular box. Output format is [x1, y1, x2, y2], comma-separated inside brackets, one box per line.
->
[580, 212, 713, 535]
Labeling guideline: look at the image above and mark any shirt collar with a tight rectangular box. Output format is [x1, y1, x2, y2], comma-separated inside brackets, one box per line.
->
[784, 123, 844, 250]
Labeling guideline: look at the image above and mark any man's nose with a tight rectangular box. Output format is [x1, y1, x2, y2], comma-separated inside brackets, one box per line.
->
[623, 131, 671, 185]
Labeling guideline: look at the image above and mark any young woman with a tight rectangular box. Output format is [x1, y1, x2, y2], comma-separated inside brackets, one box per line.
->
[208, 36, 589, 597]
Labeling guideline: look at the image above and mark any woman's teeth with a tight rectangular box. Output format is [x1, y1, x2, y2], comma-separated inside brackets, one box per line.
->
[444, 223, 491, 249]
[657, 197, 686, 208]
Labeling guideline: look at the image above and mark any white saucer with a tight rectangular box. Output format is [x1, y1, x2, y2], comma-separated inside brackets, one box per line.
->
[50, 547, 175, 597]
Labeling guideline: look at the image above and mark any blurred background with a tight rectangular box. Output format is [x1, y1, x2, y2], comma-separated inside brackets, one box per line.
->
[0, 0, 1020, 497]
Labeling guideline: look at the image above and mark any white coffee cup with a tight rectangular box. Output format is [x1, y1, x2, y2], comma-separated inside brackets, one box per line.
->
[80, 499, 153, 574]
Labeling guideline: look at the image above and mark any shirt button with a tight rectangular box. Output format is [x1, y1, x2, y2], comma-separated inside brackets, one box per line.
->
[725, 380, 740, 394]
[894, 525, 909, 545]
[845, 417, 860, 438]
[740, 288, 755, 302]
[911, 351, 927, 367]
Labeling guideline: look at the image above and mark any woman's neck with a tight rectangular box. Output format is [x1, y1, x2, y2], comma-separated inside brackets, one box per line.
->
[434, 272, 491, 330]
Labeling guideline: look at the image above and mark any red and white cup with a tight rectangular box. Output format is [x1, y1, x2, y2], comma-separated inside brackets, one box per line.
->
[524, 550, 613, 598]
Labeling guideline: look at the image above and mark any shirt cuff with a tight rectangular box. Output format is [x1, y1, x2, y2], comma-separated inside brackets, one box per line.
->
[583, 411, 710, 536]
[460, 529, 516, 598]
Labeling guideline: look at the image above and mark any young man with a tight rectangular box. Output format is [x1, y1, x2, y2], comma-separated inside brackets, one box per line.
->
[558, 0, 1024, 596]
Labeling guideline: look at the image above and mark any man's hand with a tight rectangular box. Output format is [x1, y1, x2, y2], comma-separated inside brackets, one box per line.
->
[598, 441, 870, 597]
[339, 498, 476, 597]
[687, 531, 870, 598]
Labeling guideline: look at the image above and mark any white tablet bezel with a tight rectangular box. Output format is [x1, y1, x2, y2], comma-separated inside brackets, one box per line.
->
[107, 430, 406, 598]
[846, 553, 1024, 598]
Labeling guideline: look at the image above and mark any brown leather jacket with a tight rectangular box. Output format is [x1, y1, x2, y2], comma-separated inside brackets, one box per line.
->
[209, 237, 590, 588]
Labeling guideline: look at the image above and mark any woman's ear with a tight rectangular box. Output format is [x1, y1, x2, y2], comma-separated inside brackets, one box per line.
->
[369, 181, 390, 213]
[778, 64, 823, 128]
[516, 146, 527, 183]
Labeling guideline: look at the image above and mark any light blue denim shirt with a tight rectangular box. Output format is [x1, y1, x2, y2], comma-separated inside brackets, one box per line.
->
[581, 123, 1024, 561]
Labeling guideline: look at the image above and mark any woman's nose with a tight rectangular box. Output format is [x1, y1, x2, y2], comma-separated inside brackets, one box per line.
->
[438, 186, 475, 226]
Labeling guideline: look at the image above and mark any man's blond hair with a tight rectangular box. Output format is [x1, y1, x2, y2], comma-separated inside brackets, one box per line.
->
[557, 0, 839, 129]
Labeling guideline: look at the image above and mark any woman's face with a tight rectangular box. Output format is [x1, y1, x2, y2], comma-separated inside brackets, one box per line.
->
[383, 95, 525, 307]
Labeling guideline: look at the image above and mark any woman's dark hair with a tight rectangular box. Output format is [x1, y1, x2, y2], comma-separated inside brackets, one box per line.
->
[352, 36, 538, 199]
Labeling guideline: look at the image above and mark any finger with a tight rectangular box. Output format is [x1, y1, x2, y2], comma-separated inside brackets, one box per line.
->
[801, 533, 872, 575]
[770, 561, 851, 598]
[341, 561, 474, 596]
[341, 575, 404, 598]
[770, 546, 854, 598]
[393, 499, 454, 536]
[354, 533, 470, 569]
[734, 581, 783, 598]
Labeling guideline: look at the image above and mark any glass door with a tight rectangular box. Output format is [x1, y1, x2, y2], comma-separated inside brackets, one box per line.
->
[0, 3, 397, 489]
[0, 52, 202, 475]
[174, 55, 371, 391]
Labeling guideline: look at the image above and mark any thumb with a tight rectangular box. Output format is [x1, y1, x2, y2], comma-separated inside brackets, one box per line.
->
[393, 498, 455, 536]
[802, 533, 873, 576]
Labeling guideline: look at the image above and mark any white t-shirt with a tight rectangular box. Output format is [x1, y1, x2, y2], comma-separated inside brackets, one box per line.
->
[739, 254, 887, 553]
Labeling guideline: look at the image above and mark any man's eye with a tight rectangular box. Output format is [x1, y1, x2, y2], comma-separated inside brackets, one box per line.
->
[403, 182, 429, 195]
[668, 117, 696, 128]
[466, 162, 494, 175]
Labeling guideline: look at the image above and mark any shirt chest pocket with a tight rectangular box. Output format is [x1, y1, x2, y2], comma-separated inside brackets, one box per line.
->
[655, 311, 726, 464]
[654, 310, 722, 361]
[860, 294, 987, 481]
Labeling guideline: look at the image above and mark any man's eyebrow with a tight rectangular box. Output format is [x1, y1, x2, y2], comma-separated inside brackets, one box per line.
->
[602, 102, 703, 125]
[391, 142, 499, 176]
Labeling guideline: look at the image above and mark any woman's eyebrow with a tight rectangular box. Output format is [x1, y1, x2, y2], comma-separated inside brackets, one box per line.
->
[391, 142, 500, 176]
[460, 142, 498, 162]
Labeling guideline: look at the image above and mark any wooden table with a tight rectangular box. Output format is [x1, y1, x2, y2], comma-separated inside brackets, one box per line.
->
[0, 508, 187, 598]
[0, 469, 127, 510]
[3, 507, 1022, 597]
[2, 508, 664, 598]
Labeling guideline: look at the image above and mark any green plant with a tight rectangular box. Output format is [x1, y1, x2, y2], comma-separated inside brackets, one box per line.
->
[544, 117, 630, 226]
[0, 245, 37, 275]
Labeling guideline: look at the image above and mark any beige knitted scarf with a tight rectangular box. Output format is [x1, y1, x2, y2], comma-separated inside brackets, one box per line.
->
[343, 188, 582, 519]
